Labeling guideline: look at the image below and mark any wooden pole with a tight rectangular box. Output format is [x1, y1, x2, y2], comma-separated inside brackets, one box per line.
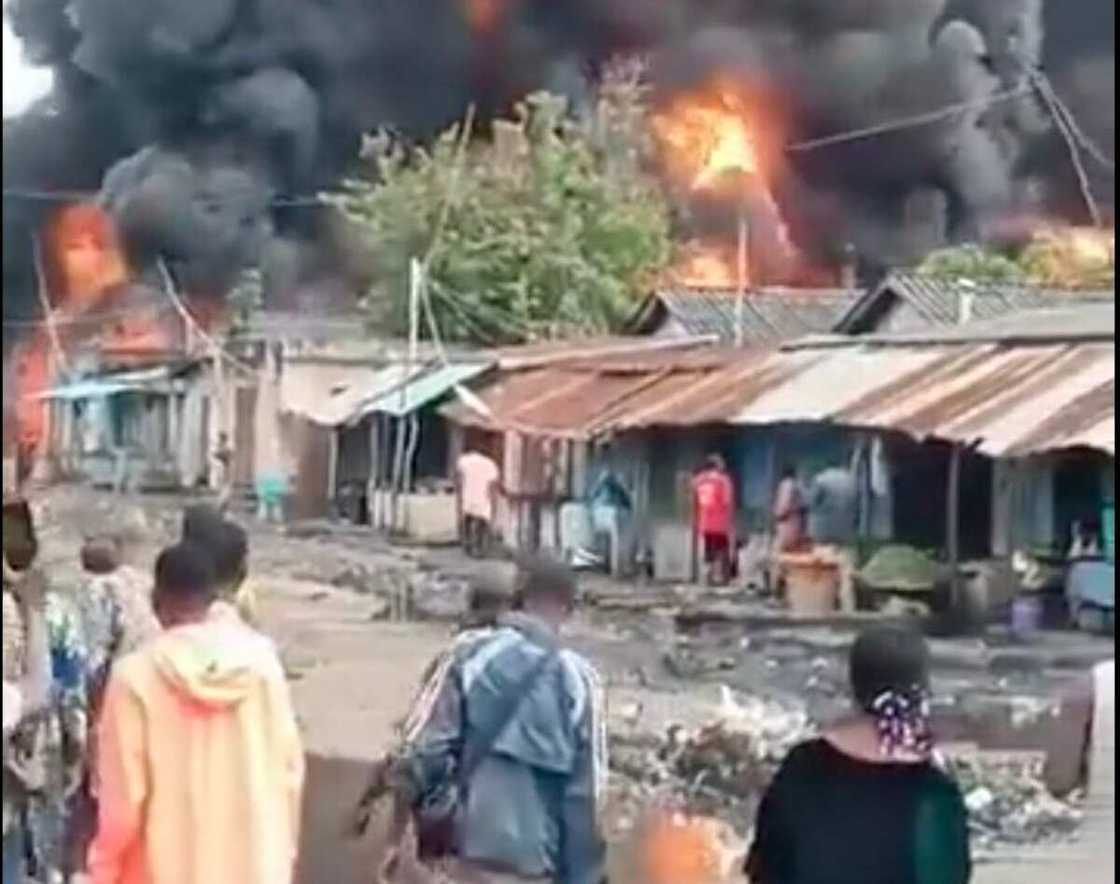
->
[947, 443, 963, 622]
[735, 209, 748, 347]
[31, 234, 68, 378]
[368, 418, 379, 530]
[389, 259, 421, 531]
[327, 429, 339, 519]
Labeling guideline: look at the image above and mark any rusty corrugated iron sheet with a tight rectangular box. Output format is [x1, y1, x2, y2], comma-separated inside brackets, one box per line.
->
[441, 366, 705, 438]
[602, 341, 1115, 456]
[447, 338, 1115, 456]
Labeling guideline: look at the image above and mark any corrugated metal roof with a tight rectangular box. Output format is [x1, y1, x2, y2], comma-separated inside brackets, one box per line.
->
[602, 342, 1115, 456]
[353, 362, 492, 419]
[632, 288, 860, 343]
[280, 364, 391, 425]
[835, 270, 1115, 333]
[288, 361, 494, 426]
[799, 302, 1115, 348]
[491, 335, 716, 369]
[440, 367, 681, 438]
[32, 365, 182, 401]
[445, 336, 1114, 455]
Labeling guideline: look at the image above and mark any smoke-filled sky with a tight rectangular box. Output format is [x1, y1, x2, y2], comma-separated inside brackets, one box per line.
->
[2, 0, 1114, 331]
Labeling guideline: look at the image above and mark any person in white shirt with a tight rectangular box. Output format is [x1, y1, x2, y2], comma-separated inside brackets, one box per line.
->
[455, 449, 501, 558]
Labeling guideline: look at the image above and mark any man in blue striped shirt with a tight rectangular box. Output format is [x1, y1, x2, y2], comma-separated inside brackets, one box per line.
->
[395, 555, 607, 884]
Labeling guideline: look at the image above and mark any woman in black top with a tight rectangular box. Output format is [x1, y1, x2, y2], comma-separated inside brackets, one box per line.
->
[746, 626, 971, 884]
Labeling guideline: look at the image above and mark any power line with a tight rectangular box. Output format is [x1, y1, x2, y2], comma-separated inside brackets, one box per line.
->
[154, 258, 256, 375]
[1032, 71, 1114, 174]
[785, 86, 1033, 153]
[1029, 69, 1102, 227]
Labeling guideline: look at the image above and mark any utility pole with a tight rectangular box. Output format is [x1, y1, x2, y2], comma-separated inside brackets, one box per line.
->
[946, 443, 963, 630]
[735, 205, 749, 348]
[390, 258, 422, 530]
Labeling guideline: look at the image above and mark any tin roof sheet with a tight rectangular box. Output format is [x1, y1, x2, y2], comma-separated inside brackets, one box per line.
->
[602, 341, 1115, 456]
[32, 365, 184, 401]
[287, 361, 494, 426]
[353, 362, 492, 419]
[629, 288, 860, 343]
[834, 270, 1115, 333]
[447, 337, 1115, 456]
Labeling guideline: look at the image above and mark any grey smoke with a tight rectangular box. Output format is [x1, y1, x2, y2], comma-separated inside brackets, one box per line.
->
[2, 0, 1114, 335]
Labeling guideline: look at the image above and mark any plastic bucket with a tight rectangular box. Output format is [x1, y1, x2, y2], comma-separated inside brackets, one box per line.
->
[781, 553, 840, 617]
[1011, 595, 1042, 639]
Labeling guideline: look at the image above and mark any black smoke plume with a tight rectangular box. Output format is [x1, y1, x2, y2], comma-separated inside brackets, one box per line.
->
[3, 0, 1114, 336]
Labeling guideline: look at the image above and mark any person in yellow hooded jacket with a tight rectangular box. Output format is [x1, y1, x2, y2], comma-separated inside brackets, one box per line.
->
[88, 542, 303, 884]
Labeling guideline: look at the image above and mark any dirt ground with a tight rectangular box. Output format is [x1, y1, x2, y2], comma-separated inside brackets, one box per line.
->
[27, 485, 1116, 884]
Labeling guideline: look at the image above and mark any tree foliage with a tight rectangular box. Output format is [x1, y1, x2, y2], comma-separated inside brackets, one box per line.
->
[916, 244, 1027, 285]
[333, 63, 672, 345]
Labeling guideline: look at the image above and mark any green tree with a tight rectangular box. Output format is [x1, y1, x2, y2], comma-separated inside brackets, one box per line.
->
[916, 244, 1027, 285]
[331, 63, 672, 345]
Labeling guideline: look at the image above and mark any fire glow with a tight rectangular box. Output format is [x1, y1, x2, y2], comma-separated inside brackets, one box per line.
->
[1069, 228, 1114, 260]
[651, 77, 795, 288]
[651, 77, 765, 193]
[463, 0, 508, 34]
[12, 203, 215, 460]
[669, 242, 743, 288]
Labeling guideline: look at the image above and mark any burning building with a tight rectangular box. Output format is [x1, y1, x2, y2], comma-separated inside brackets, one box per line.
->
[3, 200, 216, 480]
[2, 0, 1114, 337]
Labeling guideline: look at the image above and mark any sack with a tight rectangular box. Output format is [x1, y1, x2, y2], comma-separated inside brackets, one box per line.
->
[414, 642, 559, 861]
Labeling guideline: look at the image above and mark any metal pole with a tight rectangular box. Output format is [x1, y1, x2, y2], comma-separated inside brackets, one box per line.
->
[947, 443, 962, 626]
[327, 429, 338, 519]
[391, 259, 422, 531]
[735, 208, 748, 347]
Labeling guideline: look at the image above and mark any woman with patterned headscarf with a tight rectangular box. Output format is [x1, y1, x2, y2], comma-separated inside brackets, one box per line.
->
[745, 626, 971, 884]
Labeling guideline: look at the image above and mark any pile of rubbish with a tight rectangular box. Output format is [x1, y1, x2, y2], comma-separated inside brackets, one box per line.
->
[949, 752, 1083, 854]
[607, 688, 815, 836]
[607, 687, 1083, 856]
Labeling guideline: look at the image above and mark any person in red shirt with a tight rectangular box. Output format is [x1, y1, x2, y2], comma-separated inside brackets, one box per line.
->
[692, 454, 736, 586]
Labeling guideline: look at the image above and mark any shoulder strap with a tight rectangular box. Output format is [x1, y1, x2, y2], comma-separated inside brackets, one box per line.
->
[458, 640, 559, 788]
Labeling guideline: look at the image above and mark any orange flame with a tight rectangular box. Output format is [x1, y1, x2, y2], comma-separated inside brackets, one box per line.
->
[652, 77, 799, 287]
[651, 77, 767, 195]
[1020, 224, 1115, 288]
[1065, 227, 1115, 263]
[11, 203, 215, 464]
[670, 242, 743, 288]
[12, 339, 50, 459]
[45, 203, 128, 310]
[463, 0, 507, 33]
[637, 813, 741, 884]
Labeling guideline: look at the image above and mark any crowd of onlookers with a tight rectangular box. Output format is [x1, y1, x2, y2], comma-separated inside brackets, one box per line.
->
[2, 490, 1113, 884]
[3, 498, 297, 883]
